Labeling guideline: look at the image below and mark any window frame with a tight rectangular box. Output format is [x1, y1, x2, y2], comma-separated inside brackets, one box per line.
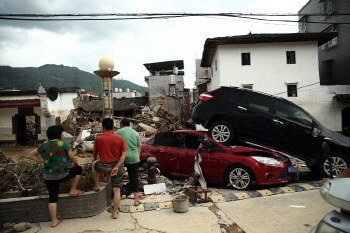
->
[287, 85, 298, 97]
[241, 53, 251, 66]
[286, 51, 296, 64]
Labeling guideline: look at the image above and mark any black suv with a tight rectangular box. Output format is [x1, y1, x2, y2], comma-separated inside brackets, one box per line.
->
[191, 86, 350, 177]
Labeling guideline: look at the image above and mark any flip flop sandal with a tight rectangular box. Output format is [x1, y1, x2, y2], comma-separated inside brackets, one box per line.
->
[70, 190, 85, 196]
[51, 219, 63, 228]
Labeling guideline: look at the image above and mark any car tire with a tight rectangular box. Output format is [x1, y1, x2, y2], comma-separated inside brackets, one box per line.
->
[209, 121, 235, 146]
[224, 164, 255, 190]
[306, 163, 318, 173]
[317, 152, 350, 178]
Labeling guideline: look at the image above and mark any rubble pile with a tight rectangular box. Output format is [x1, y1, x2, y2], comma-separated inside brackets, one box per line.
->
[63, 100, 190, 143]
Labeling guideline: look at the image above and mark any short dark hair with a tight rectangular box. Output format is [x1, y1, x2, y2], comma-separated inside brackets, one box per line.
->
[102, 118, 114, 130]
[46, 125, 64, 140]
[120, 117, 130, 127]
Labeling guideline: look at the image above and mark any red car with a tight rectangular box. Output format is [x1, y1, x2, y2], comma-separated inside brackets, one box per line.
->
[140, 130, 292, 190]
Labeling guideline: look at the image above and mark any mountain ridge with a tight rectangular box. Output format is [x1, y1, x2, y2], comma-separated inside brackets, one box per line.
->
[0, 64, 148, 95]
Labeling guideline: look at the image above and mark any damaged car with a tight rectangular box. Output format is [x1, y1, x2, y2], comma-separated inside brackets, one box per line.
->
[73, 133, 101, 152]
[191, 86, 350, 177]
[140, 130, 292, 190]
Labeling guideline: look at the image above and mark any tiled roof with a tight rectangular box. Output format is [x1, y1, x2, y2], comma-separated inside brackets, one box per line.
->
[79, 97, 149, 112]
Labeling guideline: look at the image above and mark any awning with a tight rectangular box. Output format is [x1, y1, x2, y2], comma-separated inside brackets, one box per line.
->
[333, 94, 350, 103]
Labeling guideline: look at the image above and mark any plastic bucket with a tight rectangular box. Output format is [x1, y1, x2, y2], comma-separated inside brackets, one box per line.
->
[172, 195, 189, 213]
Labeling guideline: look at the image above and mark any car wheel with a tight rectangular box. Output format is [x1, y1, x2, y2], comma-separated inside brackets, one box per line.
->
[209, 121, 234, 146]
[317, 152, 350, 178]
[225, 165, 255, 190]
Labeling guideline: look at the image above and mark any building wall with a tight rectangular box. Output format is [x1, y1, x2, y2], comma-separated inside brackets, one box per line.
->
[0, 108, 17, 141]
[47, 92, 77, 124]
[148, 75, 184, 100]
[210, 41, 350, 131]
[112, 92, 136, 98]
[299, 0, 350, 85]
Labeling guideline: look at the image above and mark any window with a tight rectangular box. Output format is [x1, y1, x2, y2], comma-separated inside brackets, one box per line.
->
[154, 132, 179, 147]
[286, 51, 296, 64]
[244, 94, 271, 112]
[287, 85, 297, 97]
[321, 0, 334, 15]
[215, 59, 217, 71]
[182, 135, 202, 150]
[241, 53, 251, 66]
[321, 25, 338, 50]
[321, 59, 333, 81]
[299, 16, 308, 33]
[276, 100, 313, 126]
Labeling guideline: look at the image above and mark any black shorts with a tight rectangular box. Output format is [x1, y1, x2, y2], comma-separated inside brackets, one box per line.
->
[44, 166, 82, 203]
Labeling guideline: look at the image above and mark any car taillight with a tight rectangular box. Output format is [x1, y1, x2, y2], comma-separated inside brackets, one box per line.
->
[200, 93, 214, 101]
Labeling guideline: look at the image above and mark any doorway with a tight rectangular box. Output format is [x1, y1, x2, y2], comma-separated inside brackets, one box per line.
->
[342, 107, 350, 136]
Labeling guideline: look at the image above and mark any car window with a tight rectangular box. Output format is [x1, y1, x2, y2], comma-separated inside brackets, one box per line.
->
[85, 135, 95, 141]
[276, 100, 313, 126]
[146, 137, 155, 145]
[244, 94, 271, 112]
[154, 132, 179, 147]
[182, 134, 202, 150]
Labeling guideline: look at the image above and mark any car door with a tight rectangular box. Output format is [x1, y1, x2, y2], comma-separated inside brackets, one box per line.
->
[235, 93, 276, 145]
[271, 99, 320, 162]
[152, 132, 180, 175]
[176, 133, 222, 180]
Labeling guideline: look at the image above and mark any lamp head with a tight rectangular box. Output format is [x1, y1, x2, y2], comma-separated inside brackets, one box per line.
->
[99, 56, 115, 71]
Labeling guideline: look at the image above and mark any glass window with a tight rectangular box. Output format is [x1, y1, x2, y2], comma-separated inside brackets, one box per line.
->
[287, 85, 297, 97]
[242, 53, 251, 66]
[276, 100, 313, 126]
[146, 137, 155, 145]
[182, 134, 202, 150]
[299, 16, 308, 33]
[154, 132, 179, 147]
[286, 51, 296, 64]
[244, 94, 271, 112]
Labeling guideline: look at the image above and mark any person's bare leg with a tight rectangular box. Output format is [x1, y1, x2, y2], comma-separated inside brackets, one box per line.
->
[69, 175, 81, 195]
[92, 161, 100, 191]
[134, 192, 139, 206]
[112, 187, 121, 219]
[48, 203, 60, 227]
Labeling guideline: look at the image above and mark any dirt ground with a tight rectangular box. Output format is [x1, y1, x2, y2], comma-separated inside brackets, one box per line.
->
[1, 145, 93, 164]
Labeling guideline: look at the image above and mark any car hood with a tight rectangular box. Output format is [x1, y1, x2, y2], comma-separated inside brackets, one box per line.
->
[229, 146, 284, 158]
[320, 127, 350, 147]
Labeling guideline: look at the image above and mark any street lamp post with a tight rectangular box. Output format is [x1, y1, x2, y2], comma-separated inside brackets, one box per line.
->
[94, 56, 120, 119]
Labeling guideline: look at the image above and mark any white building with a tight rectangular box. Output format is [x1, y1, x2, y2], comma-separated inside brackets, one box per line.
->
[112, 88, 141, 99]
[0, 86, 80, 145]
[199, 32, 350, 132]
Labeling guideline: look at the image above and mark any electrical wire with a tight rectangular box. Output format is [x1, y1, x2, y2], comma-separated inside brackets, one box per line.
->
[0, 13, 349, 24]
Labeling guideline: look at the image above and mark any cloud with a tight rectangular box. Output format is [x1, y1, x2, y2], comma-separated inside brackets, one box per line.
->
[0, 0, 309, 88]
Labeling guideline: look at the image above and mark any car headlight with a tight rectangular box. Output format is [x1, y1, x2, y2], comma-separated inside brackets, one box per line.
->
[251, 156, 280, 165]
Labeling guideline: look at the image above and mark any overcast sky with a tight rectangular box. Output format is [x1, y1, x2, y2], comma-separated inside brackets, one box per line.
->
[0, 0, 309, 89]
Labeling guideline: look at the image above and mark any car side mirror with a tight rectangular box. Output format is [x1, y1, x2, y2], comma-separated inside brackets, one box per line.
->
[312, 127, 321, 137]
